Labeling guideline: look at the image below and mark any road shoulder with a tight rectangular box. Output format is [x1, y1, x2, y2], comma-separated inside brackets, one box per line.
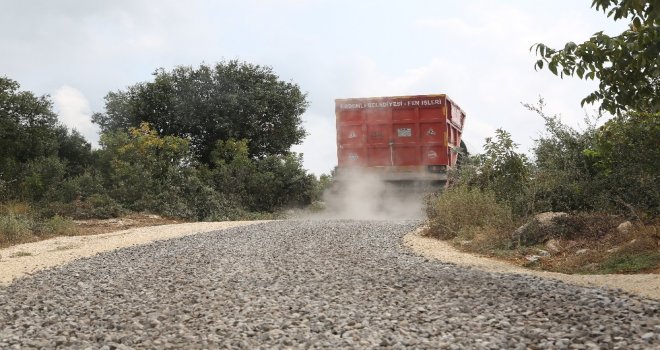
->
[0, 221, 264, 285]
[404, 227, 660, 300]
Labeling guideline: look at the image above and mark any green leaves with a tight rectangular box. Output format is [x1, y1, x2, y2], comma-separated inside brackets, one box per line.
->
[0, 77, 94, 201]
[593, 0, 660, 23]
[535, 59, 544, 70]
[93, 61, 309, 164]
[1, 70, 317, 219]
[460, 128, 532, 217]
[525, 98, 659, 215]
[564, 41, 578, 52]
[533, 0, 660, 115]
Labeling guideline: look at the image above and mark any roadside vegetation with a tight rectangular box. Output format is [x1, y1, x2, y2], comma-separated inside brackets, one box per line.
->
[1, 61, 328, 247]
[426, 103, 659, 274]
[425, 0, 659, 274]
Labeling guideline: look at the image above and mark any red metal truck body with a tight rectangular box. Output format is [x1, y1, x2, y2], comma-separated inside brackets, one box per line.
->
[335, 94, 465, 182]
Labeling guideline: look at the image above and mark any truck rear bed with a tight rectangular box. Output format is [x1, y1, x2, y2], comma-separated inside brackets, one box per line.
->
[335, 94, 466, 182]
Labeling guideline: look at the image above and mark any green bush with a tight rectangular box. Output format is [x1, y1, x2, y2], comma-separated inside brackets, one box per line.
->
[511, 213, 621, 247]
[42, 194, 126, 220]
[592, 251, 660, 274]
[78, 194, 126, 219]
[100, 123, 192, 210]
[211, 139, 317, 213]
[452, 129, 532, 218]
[19, 156, 67, 202]
[0, 209, 77, 245]
[36, 215, 77, 236]
[0, 213, 32, 244]
[426, 186, 514, 239]
[526, 100, 600, 213]
[181, 183, 244, 221]
[591, 111, 659, 216]
[528, 102, 659, 217]
[56, 171, 107, 203]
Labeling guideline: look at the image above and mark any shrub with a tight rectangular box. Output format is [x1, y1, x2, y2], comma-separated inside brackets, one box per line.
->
[0, 202, 31, 216]
[591, 111, 660, 217]
[426, 186, 514, 239]
[19, 156, 67, 202]
[512, 213, 623, 247]
[183, 184, 244, 221]
[596, 252, 660, 274]
[451, 129, 532, 218]
[0, 213, 32, 244]
[467, 225, 516, 252]
[526, 100, 659, 217]
[211, 139, 317, 213]
[100, 123, 192, 210]
[42, 194, 126, 220]
[56, 171, 107, 203]
[529, 102, 601, 213]
[36, 215, 77, 236]
[78, 194, 126, 219]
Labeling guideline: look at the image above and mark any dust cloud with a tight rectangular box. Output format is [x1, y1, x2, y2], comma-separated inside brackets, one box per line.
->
[317, 169, 430, 220]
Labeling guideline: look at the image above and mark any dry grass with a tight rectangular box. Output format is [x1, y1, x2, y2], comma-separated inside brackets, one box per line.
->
[10, 251, 32, 258]
[51, 244, 79, 251]
[0, 215, 31, 244]
[73, 214, 182, 236]
[0, 202, 181, 249]
[425, 187, 515, 240]
[0, 202, 31, 216]
[0, 211, 181, 248]
[0, 202, 80, 247]
[536, 220, 660, 274]
[426, 191, 659, 274]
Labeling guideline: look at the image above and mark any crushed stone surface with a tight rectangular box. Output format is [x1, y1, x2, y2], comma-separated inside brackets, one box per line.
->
[0, 220, 658, 349]
[0, 221, 262, 285]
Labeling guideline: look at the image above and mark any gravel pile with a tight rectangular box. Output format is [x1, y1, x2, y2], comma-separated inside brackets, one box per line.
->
[1, 220, 658, 349]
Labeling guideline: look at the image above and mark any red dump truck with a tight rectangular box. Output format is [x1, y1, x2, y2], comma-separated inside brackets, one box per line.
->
[335, 94, 466, 185]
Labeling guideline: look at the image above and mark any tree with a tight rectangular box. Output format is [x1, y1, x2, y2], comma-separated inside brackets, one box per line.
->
[0, 76, 58, 164]
[92, 61, 309, 163]
[99, 122, 192, 208]
[0, 76, 93, 200]
[523, 98, 659, 216]
[525, 99, 602, 212]
[19, 156, 67, 202]
[592, 111, 660, 215]
[473, 129, 532, 216]
[210, 139, 317, 212]
[246, 153, 318, 212]
[55, 126, 93, 177]
[454, 129, 531, 217]
[532, 0, 660, 115]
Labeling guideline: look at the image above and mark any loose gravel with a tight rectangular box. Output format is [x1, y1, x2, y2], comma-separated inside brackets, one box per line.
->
[0, 220, 658, 349]
[0, 221, 261, 285]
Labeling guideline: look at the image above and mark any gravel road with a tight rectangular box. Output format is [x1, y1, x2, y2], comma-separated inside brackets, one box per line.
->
[1, 220, 658, 349]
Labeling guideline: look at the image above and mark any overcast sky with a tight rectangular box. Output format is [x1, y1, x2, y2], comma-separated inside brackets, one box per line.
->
[1, 0, 627, 175]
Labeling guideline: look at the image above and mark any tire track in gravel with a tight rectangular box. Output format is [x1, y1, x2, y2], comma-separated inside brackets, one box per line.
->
[0, 220, 658, 349]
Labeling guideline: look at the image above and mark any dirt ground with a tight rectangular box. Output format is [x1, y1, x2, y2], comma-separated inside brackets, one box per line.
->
[72, 214, 183, 236]
[0, 220, 264, 285]
[405, 228, 660, 300]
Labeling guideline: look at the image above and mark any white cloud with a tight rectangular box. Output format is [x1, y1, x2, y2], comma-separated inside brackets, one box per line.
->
[53, 86, 99, 146]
